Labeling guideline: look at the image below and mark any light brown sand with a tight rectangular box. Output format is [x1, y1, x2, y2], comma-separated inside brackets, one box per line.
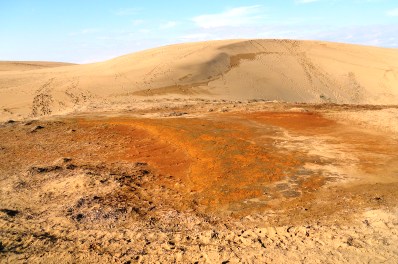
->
[1, 102, 398, 263]
[0, 61, 75, 72]
[0, 39, 397, 122]
[1, 40, 398, 263]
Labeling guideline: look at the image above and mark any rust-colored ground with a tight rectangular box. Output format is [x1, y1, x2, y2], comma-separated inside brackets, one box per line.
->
[2, 109, 397, 219]
[1, 105, 398, 263]
[32, 110, 394, 218]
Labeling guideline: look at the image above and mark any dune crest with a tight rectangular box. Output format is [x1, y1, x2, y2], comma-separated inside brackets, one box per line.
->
[1, 39, 397, 120]
[0, 61, 76, 72]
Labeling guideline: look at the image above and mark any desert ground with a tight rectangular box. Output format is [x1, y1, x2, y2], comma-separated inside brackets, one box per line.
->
[1, 40, 398, 263]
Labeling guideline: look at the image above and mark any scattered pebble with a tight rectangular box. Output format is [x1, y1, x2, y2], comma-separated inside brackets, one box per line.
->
[29, 165, 62, 174]
[0, 208, 19, 217]
[168, 112, 188, 117]
[63, 157, 72, 163]
[30, 125, 44, 133]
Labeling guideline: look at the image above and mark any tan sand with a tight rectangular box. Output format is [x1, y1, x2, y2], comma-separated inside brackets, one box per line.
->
[1, 103, 398, 263]
[0, 39, 397, 121]
[1, 40, 398, 262]
[0, 61, 75, 72]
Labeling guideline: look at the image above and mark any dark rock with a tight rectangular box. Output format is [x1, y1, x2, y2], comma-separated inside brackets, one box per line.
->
[257, 238, 266, 248]
[24, 120, 34, 126]
[63, 157, 72, 163]
[25, 214, 34, 220]
[75, 213, 84, 221]
[76, 198, 85, 207]
[211, 230, 219, 239]
[29, 165, 62, 174]
[140, 169, 150, 175]
[0, 241, 4, 251]
[168, 112, 188, 117]
[134, 162, 148, 166]
[347, 236, 354, 246]
[30, 125, 44, 133]
[0, 209, 19, 217]
[6, 120, 15, 124]
[66, 164, 77, 170]
[33, 232, 58, 243]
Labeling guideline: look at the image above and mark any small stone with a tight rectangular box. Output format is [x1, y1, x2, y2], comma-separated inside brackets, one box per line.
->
[24, 121, 34, 126]
[75, 213, 84, 221]
[30, 125, 44, 133]
[168, 112, 187, 117]
[63, 157, 72, 163]
[29, 165, 62, 174]
[66, 164, 77, 170]
[347, 236, 354, 246]
[0, 208, 19, 217]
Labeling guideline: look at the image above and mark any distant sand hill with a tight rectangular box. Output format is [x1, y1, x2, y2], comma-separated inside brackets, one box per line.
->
[0, 61, 75, 72]
[1, 39, 397, 120]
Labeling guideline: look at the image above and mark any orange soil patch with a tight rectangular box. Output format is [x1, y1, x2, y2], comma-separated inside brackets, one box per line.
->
[77, 119, 191, 180]
[242, 111, 398, 181]
[241, 111, 338, 134]
[71, 111, 397, 216]
[96, 116, 317, 215]
[1, 110, 397, 221]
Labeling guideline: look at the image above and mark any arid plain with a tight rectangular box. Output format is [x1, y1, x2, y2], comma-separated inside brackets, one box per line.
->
[1, 39, 398, 263]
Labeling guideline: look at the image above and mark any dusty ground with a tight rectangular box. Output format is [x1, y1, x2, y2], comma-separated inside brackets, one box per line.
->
[1, 101, 398, 263]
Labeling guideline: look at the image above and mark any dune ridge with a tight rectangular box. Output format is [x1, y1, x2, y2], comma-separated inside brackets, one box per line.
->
[0, 39, 397, 120]
[0, 61, 76, 72]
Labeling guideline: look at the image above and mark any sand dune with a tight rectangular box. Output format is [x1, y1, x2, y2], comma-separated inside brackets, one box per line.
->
[0, 61, 75, 72]
[0, 39, 397, 120]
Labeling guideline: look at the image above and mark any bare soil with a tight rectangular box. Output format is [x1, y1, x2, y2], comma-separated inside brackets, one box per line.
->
[1, 101, 398, 263]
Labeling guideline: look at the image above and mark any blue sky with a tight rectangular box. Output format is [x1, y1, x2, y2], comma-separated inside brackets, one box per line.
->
[0, 0, 397, 63]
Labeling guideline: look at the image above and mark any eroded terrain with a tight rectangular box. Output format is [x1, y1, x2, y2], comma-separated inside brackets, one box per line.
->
[1, 101, 398, 263]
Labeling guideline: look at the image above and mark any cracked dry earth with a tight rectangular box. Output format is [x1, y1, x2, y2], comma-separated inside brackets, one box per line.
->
[1, 103, 398, 263]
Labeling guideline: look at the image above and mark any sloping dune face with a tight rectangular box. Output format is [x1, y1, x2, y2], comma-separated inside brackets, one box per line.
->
[1, 39, 398, 120]
[0, 61, 75, 72]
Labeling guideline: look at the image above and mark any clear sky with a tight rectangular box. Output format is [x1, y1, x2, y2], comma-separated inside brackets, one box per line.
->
[1, 0, 397, 63]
